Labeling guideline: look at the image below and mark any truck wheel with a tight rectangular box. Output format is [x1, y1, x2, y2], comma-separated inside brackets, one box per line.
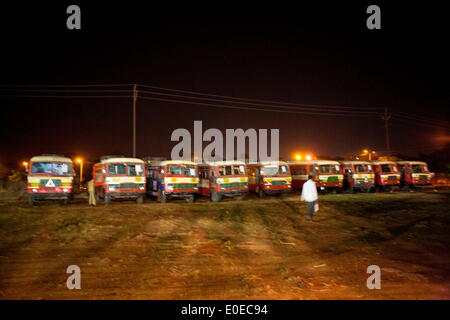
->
[186, 195, 195, 203]
[62, 198, 69, 205]
[104, 194, 112, 205]
[235, 194, 246, 201]
[157, 189, 167, 203]
[136, 195, 144, 204]
[28, 196, 36, 206]
[258, 187, 265, 198]
[211, 190, 222, 202]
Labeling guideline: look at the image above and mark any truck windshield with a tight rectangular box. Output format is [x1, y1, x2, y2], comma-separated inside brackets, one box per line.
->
[31, 162, 72, 176]
[381, 164, 397, 173]
[354, 165, 372, 173]
[262, 165, 289, 176]
[167, 164, 197, 177]
[320, 165, 340, 173]
[108, 163, 144, 176]
[127, 164, 144, 176]
[412, 165, 428, 173]
[218, 165, 246, 176]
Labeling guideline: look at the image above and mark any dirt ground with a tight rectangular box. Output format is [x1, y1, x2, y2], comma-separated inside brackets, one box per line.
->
[1, 190, 450, 300]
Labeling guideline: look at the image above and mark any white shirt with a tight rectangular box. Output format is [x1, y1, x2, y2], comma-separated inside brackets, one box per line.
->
[301, 179, 318, 202]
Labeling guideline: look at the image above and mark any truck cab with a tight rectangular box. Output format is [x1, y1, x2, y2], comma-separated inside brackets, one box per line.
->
[93, 156, 146, 205]
[247, 161, 292, 197]
[371, 161, 400, 192]
[198, 161, 248, 202]
[146, 160, 198, 203]
[289, 160, 343, 193]
[340, 161, 375, 193]
[26, 154, 74, 205]
[397, 161, 432, 189]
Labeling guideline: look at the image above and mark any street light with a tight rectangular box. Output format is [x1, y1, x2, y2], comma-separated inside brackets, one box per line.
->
[76, 158, 83, 189]
[360, 149, 376, 161]
[305, 154, 312, 161]
[295, 154, 302, 161]
[22, 161, 28, 171]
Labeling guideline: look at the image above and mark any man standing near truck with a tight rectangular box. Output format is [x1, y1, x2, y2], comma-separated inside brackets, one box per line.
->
[87, 179, 96, 206]
[301, 175, 318, 221]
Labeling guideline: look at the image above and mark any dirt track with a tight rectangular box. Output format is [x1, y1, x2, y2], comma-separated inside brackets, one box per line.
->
[1, 191, 450, 299]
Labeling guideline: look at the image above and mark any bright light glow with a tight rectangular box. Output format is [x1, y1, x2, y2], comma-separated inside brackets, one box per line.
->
[305, 155, 312, 161]
[76, 158, 83, 163]
[363, 149, 368, 154]
[22, 161, 28, 167]
[295, 154, 302, 161]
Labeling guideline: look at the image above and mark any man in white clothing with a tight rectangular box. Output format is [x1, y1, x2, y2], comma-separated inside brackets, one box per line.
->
[301, 175, 319, 221]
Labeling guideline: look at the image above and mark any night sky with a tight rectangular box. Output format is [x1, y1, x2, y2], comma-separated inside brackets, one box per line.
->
[1, 2, 449, 167]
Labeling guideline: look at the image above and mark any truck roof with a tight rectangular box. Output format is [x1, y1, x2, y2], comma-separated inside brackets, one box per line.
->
[146, 159, 197, 166]
[397, 161, 428, 165]
[248, 161, 289, 166]
[200, 160, 246, 166]
[100, 157, 144, 164]
[287, 160, 340, 165]
[371, 161, 397, 165]
[30, 155, 72, 163]
[340, 161, 372, 165]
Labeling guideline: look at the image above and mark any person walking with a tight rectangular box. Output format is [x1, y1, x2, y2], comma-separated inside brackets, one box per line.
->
[87, 179, 96, 206]
[301, 175, 318, 221]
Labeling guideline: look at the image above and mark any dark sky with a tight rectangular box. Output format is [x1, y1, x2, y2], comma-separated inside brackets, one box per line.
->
[1, 2, 449, 167]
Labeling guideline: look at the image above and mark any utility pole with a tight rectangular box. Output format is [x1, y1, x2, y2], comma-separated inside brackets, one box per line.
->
[382, 108, 392, 158]
[132, 84, 137, 158]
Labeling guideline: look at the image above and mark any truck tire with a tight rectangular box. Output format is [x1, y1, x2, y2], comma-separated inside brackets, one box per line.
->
[62, 198, 69, 205]
[136, 195, 144, 204]
[211, 190, 222, 202]
[157, 189, 167, 203]
[186, 195, 195, 203]
[235, 193, 246, 201]
[104, 194, 112, 205]
[258, 187, 265, 198]
[28, 195, 36, 206]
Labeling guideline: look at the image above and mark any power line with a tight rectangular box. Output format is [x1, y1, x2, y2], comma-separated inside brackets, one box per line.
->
[138, 95, 380, 117]
[395, 110, 450, 126]
[0, 84, 132, 88]
[394, 113, 450, 128]
[0, 95, 132, 98]
[138, 84, 383, 111]
[138, 89, 382, 115]
[0, 89, 132, 93]
[392, 116, 450, 130]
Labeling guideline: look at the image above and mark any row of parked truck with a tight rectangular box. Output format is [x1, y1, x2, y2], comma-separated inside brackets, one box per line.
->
[25, 154, 433, 205]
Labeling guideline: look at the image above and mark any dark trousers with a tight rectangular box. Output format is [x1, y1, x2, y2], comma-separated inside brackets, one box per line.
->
[306, 201, 315, 220]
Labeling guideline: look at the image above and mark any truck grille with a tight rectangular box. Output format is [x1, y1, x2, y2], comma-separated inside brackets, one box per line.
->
[327, 176, 339, 183]
[39, 179, 61, 187]
[168, 183, 197, 189]
[110, 183, 144, 189]
[221, 182, 247, 189]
